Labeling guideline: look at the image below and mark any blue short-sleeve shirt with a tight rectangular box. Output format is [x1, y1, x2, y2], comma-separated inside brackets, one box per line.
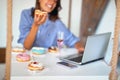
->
[18, 8, 80, 48]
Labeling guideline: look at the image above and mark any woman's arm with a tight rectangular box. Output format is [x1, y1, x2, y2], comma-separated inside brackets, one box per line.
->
[23, 10, 48, 50]
[23, 23, 39, 50]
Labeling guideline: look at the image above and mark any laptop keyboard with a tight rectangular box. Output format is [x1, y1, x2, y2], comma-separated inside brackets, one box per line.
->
[68, 55, 83, 63]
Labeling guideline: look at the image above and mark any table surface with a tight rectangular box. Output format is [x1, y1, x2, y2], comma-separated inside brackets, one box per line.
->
[11, 48, 111, 80]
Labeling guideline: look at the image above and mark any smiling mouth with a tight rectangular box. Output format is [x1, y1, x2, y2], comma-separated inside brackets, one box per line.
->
[46, 3, 54, 10]
[47, 4, 52, 8]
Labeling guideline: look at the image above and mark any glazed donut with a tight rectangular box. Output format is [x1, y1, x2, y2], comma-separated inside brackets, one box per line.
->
[28, 61, 44, 71]
[12, 47, 26, 53]
[16, 53, 30, 62]
[48, 46, 58, 53]
[35, 9, 47, 17]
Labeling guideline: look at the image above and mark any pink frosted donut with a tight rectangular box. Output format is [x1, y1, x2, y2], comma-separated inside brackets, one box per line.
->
[16, 53, 30, 62]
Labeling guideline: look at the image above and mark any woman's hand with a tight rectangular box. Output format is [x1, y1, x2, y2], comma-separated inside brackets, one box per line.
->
[34, 10, 48, 26]
[75, 41, 85, 53]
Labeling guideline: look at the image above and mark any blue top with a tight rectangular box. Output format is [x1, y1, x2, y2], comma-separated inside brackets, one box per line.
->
[18, 8, 80, 48]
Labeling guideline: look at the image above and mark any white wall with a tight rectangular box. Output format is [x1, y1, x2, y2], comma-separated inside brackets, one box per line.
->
[0, 0, 7, 47]
[70, 0, 82, 37]
[96, 0, 116, 37]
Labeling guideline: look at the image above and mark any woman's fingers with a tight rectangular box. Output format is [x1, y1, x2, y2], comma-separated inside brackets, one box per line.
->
[78, 47, 84, 53]
[38, 13, 47, 24]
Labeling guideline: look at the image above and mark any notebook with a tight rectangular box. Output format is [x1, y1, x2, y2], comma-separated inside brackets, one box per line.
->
[59, 32, 111, 65]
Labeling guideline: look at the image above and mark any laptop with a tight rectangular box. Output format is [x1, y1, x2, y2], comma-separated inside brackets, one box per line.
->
[59, 32, 111, 65]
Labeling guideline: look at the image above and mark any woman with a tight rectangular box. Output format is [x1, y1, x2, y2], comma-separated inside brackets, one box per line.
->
[18, 0, 84, 52]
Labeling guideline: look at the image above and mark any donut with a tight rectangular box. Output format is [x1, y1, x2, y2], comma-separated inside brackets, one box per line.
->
[48, 46, 58, 53]
[16, 53, 30, 62]
[35, 9, 47, 17]
[32, 47, 46, 55]
[28, 61, 44, 71]
[12, 47, 26, 53]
